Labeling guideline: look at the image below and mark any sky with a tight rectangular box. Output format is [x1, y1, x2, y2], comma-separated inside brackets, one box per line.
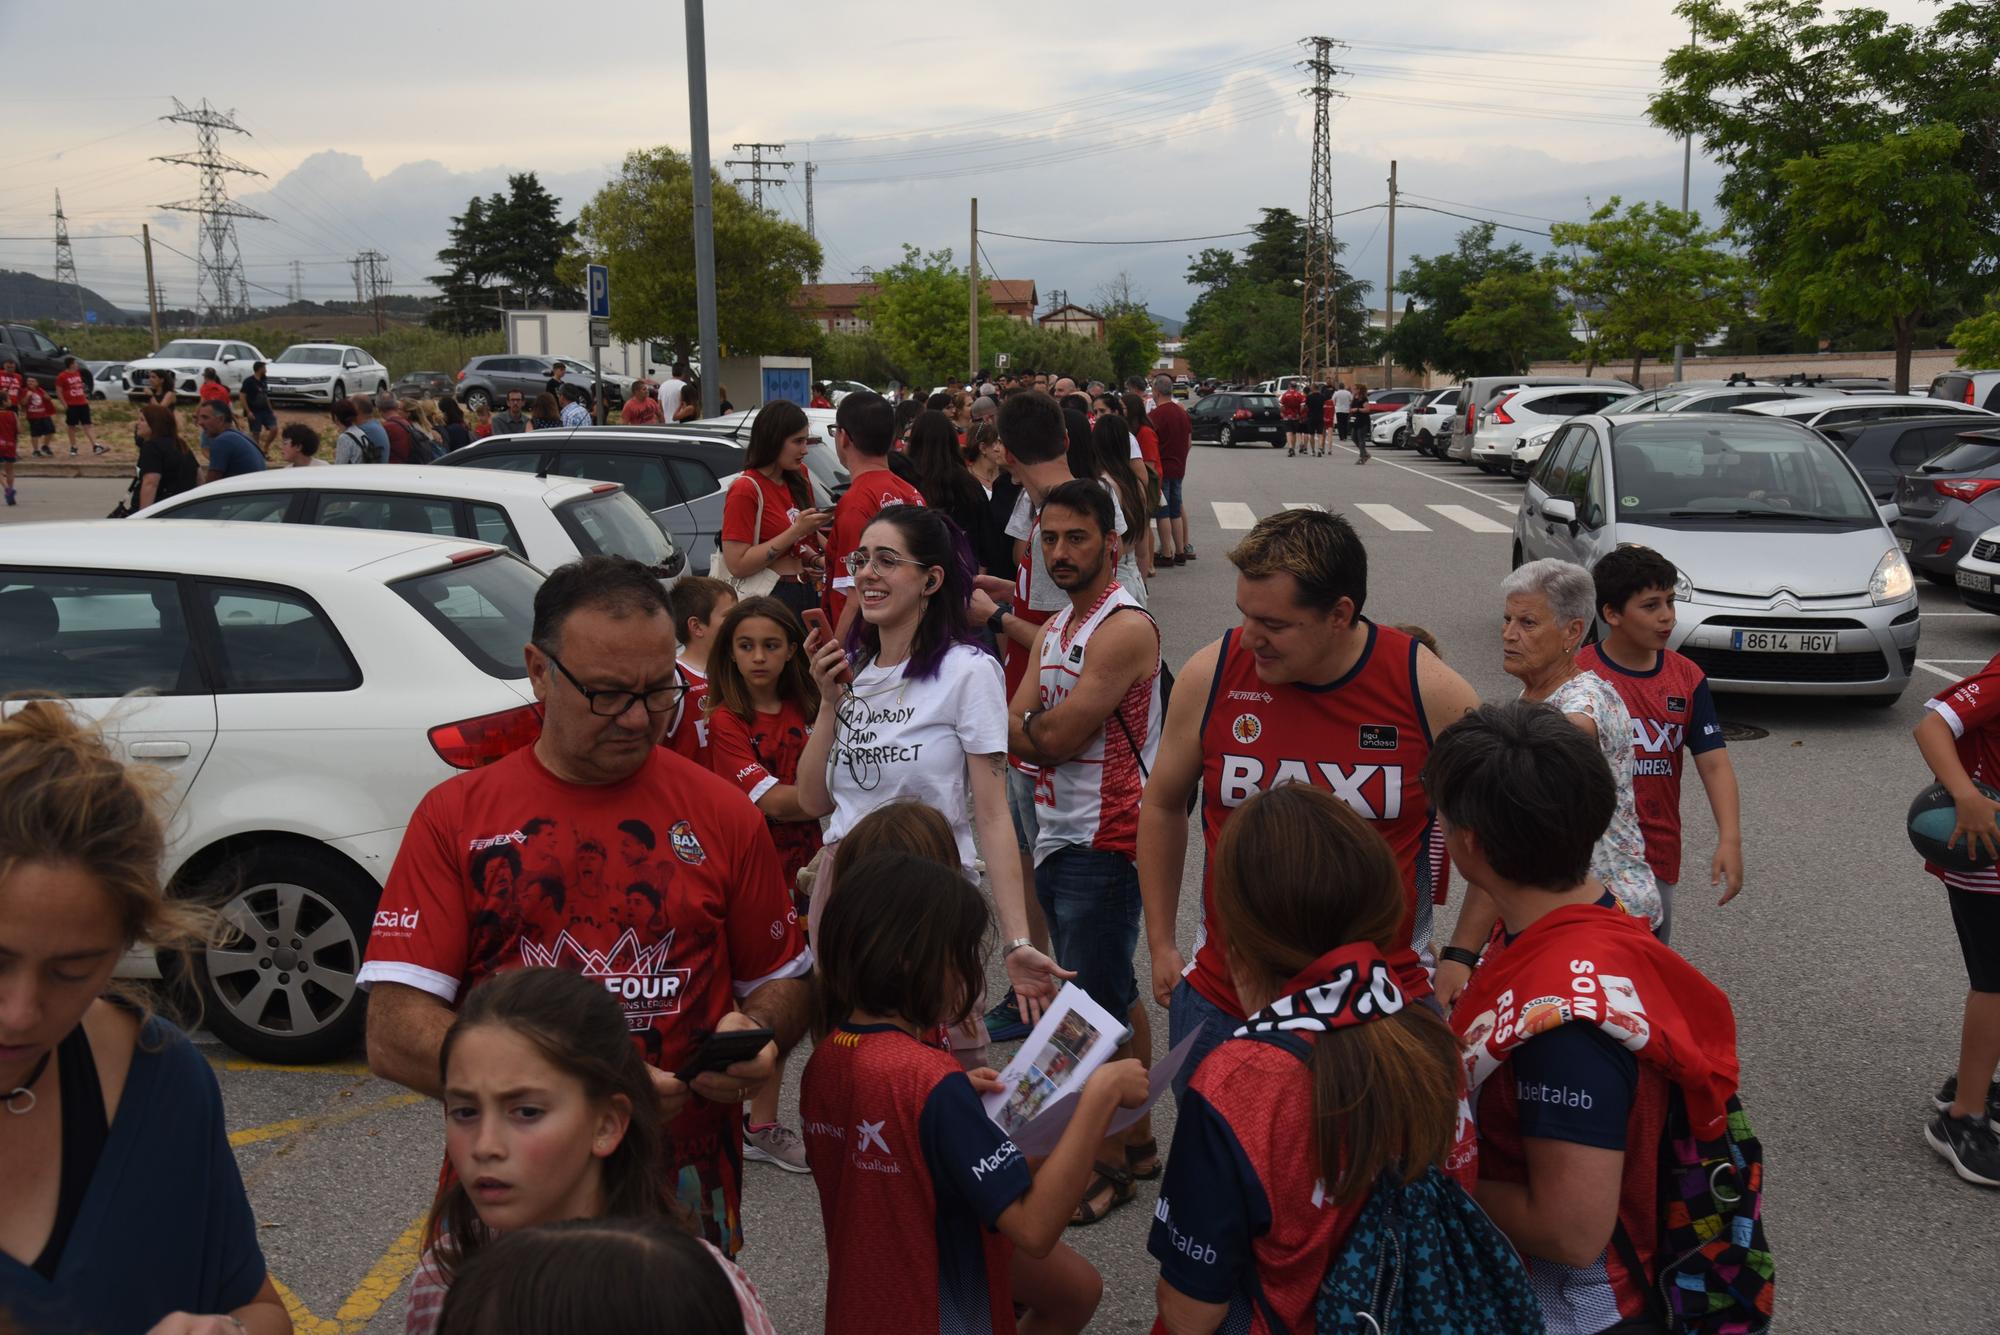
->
[0, 0, 1944, 327]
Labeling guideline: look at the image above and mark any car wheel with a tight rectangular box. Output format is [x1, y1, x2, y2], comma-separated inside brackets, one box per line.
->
[376, 382, 388, 396]
[464, 387, 491, 411]
[331, 380, 346, 402]
[1392, 427, 1409, 450]
[1511, 541, 1524, 570]
[1220, 426, 1235, 448]
[184, 844, 375, 1064]
[1417, 431, 1434, 456]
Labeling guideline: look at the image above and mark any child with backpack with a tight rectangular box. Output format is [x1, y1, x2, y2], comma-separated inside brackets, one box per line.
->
[802, 850, 1149, 1335]
[1432, 702, 1771, 1335]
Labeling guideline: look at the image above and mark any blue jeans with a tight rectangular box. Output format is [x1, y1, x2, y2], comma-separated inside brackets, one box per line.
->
[1167, 978, 1241, 1103]
[1034, 846, 1142, 1020]
[1157, 476, 1185, 520]
[1006, 767, 1039, 854]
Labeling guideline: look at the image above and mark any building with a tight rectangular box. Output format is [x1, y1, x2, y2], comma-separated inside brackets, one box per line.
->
[1037, 303, 1105, 342]
[796, 279, 1040, 335]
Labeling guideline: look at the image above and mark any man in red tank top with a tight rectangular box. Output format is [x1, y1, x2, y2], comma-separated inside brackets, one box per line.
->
[1136, 509, 1481, 1098]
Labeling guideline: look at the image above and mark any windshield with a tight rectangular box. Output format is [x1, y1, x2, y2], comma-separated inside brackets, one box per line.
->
[275, 347, 342, 365]
[1610, 420, 1876, 526]
[391, 553, 541, 679]
[556, 492, 678, 569]
[156, 341, 220, 360]
[1605, 388, 1698, 415]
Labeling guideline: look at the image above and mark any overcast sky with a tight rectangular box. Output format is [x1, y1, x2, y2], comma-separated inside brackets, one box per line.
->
[0, 0, 1942, 325]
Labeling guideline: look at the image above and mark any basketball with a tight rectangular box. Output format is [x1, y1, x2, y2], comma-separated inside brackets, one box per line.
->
[1907, 780, 2000, 873]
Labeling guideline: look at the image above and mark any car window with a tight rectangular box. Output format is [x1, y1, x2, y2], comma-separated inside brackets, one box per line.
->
[556, 493, 677, 568]
[551, 451, 672, 511]
[345, 350, 363, 368]
[1932, 375, 1970, 402]
[1566, 431, 1603, 524]
[0, 572, 197, 697]
[1923, 440, 2000, 473]
[666, 457, 721, 500]
[1609, 420, 1876, 526]
[1891, 424, 1966, 467]
[469, 502, 527, 559]
[1541, 426, 1584, 494]
[28, 329, 58, 355]
[228, 344, 255, 361]
[197, 582, 359, 693]
[391, 554, 541, 680]
[158, 492, 293, 523]
[461, 451, 545, 475]
[314, 492, 457, 537]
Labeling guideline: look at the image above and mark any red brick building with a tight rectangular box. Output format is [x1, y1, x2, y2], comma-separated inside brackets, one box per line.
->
[797, 279, 1040, 334]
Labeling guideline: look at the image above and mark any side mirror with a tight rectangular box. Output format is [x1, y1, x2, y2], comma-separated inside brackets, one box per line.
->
[220, 354, 235, 364]
[1878, 502, 1901, 525]
[1541, 497, 1579, 527]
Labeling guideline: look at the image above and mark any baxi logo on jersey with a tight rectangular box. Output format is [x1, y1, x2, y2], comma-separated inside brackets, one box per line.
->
[1218, 755, 1405, 820]
[519, 928, 693, 1026]
[1231, 713, 1262, 744]
[669, 819, 707, 865]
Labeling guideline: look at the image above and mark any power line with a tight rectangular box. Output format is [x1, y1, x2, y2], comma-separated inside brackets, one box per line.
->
[154, 97, 268, 320]
[51, 192, 83, 321]
[1396, 202, 1553, 237]
[725, 142, 793, 210]
[1299, 35, 1347, 379]
[1400, 192, 1565, 225]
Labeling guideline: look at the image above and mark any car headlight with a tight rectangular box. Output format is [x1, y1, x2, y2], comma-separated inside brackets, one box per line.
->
[1674, 571, 1694, 602]
[1871, 548, 1915, 603]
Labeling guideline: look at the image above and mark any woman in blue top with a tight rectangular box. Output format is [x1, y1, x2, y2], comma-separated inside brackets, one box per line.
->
[0, 701, 290, 1335]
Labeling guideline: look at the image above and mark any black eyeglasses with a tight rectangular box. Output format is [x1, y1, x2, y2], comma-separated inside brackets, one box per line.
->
[544, 652, 686, 717]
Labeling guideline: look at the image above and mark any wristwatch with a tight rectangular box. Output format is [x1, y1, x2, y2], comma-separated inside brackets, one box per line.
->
[986, 605, 1010, 637]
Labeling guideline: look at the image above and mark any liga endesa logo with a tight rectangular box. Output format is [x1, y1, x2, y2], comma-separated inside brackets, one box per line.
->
[518, 928, 693, 1025]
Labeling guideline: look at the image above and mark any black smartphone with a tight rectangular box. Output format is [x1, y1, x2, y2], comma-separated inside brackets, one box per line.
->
[674, 1027, 776, 1083]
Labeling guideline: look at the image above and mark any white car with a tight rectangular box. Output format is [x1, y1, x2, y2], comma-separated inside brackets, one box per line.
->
[1408, 387, 1461, 457]
[1361, 388, 1435, 448]
[826, 379, 874, 404]
[1469, 382, 1640, 471]
[265, 343, 390, 407]
[132, 464, 685, 587]
[689, 407, 850, 499]
[1952, 525, 2000, 613]
[1735, 394, 1997, 431]
[0, 522, 547, 1061]
[122, 337, 269, 402]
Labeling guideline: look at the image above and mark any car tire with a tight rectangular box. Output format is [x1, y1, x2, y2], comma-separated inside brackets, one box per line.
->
[464, 387, 491, 411]
[1392, 427, 1409, 450]
[1220, 426, 1235, 448]
[181, 844, 376, 1064]
[331, 380, 347, 403]
[1511, 541, 1524, 570]
[376, 382, 388, 396]
[1417, 431, 1434, 455]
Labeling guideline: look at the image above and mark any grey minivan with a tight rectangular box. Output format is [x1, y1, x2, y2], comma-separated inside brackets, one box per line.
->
[1445, 374, 1634, 463]
[1514, 413, 1918, 700]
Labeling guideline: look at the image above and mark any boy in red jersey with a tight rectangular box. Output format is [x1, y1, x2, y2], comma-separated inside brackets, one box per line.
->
[1576, 545, 1743, 942]
[20, 376, 56, 457]
[663, 576, 735, 768]
[55, 357, 104, 456]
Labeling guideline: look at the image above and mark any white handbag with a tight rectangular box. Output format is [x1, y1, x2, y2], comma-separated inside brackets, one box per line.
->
[709, 476, 781, 597]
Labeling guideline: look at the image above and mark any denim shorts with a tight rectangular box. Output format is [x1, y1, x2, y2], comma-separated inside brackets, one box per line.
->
[1006, 767, 1039, 854]
[1157, 476, 1184, 520]
[1166, 977, 1240, 1103]
[1034, 846, 1142, 1019]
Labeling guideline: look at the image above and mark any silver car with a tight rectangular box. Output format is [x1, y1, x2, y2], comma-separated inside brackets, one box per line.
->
[1514, 413, 1918, 701]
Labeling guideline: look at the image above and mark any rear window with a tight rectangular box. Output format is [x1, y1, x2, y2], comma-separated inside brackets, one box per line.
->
[392, 554, 541, 679]
[1932, 374, 1971, 402]
[1241, 395, 1278, 408]
[556, 492, 677, 569]
[1922, 439, 2000, 474]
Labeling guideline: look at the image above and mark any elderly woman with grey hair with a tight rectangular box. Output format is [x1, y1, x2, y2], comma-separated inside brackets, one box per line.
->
[1434, 557, 1659, 1005]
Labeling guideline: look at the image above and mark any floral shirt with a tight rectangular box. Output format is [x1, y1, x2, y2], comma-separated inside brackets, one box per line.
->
[1540, 671, 1661, 926]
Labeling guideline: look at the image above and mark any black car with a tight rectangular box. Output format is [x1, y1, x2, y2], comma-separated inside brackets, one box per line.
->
[1187, 391, 1285, 447]
[454, 355, 621, 413]
[1820, 415, 1982, 503]
[392, 370, 454, 399]
[0, 324, 86, 392]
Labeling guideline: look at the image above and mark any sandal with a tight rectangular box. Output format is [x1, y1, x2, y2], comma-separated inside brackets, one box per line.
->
[1125, 1138, 1161, 1180]
[1068, 1160, 1136, 1227]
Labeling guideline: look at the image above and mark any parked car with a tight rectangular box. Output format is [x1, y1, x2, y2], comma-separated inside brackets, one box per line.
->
[454, 354, 622, 413]
[1409, 387, 1461, 456]
[1736, 394, 1996, 432]
[0, 323, 85, 391]
[1892, 429, 2000, 585]
[1467, 382, 1639, 472]
[1603, 384, 1820, 416]
[688, 408, 852, 498]
[1514, 413, 1917, 701]
[1187, 391, 1285, 447]
[265, 343, 391, 407]
[1818, 416, 1982, 504]
[1932, 370, 2000, 412]
[824, 379, 875, 404]
[0, 521, 548, 1061]
[1448, 375, 1633, 463]
[392, 370, 456, 400]
[1948, 524, 2000, 612]
[438, 425, 783, 572]
[133, 465, 684, 585]
[122, 338, 268, 401]
[83, 361, 123, 399]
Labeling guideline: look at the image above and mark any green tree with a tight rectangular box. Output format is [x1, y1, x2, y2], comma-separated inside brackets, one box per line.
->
[1181, 211, 1371, 382]
[856, 245, 997, 388]
[1093, 272, 1161, 382]
[1950, 297, 2000, 370]
[1549, 198, 1749, 384]
[981, 319, 1115, 385]
[1445, 269, 1575, 373]
[429, 195, 502, 336]
[815, 331, 899, 386]
[1385, 223, 1541, 379]
[1766, 125, 1983, 391]
[567, 147, 821, 360]
[429, 176, 577, 335]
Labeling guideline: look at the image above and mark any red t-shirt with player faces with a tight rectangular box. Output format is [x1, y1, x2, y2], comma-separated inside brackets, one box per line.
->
[358, 743, 809, 1255]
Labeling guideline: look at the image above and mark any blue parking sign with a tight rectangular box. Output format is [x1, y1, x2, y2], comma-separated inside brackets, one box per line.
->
[587, 264, 610, 319]
[84, 310, 98, 325]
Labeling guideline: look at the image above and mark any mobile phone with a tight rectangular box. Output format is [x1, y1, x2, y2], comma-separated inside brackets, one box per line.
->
[674, 1027, 776, 1083]
[801, 607, 831, 641]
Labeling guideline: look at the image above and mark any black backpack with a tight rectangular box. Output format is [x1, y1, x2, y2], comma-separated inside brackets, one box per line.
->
[343, 426, 381, 465]
[402, 422, 439, 465]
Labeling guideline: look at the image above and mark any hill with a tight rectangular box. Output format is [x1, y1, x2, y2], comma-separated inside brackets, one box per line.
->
[0, 269, 129, 324]
[1149, 310, 1185, 337]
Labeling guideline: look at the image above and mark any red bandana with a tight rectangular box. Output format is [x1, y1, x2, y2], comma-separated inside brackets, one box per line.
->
[1232, 941, 1405, 1039]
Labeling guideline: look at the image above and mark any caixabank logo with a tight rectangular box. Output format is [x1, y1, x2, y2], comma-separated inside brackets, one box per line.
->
[518, 928, 693, 1026]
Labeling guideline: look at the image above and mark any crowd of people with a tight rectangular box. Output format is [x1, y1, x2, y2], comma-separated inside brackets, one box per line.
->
[44, 364, 2000, 1334]
[1279, 377, 1378, 460]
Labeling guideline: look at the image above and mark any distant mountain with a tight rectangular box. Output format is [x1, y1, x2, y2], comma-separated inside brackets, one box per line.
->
[1149, 310, 1184, 337]
[0, 270, 129, 324]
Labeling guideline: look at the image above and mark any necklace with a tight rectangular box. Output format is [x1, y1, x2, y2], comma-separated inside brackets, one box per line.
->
[5, 1050, 51, 1116]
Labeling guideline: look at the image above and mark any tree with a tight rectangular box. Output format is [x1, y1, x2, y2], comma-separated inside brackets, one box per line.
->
[429, 195, 500, 336]
[430, 174, 579, 334]
[982, 319, 1115, 385]
[1093, 271, 1162, 382]
[1385, 224, 1542, 379]
[1951, 297, 2000, 370]
[856, 245, 997, 388]
[1445, 269, 1575, 373]
[1548, 198, 1749, 384]
[1181, 211, 1371, 382]
[567, 147, 822, 360]
[1765, 125, 1983, 392]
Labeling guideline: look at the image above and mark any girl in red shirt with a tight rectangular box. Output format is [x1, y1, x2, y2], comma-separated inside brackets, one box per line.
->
[717, 400, 829, 617]
[197, 368, 231, 407]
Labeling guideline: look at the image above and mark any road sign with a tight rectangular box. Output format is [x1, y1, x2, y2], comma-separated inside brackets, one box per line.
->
[588, 318, 611, 348]
[995, 352, 1009, 368]
[84, 310, 97, 325]
[586, 263, 610, 318]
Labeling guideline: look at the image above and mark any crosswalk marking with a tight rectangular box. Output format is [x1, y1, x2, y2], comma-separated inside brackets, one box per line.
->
[1211, 501, 1258, 530]
[1282, 501, 1327, 512]
[1355, 503, 1430, 532]
[1427, 503, 1513, 534]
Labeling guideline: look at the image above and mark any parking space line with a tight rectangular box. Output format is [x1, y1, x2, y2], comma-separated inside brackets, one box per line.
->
[1427, 504, 1512, 534]
[1329, 441, 1523, 511]
[1283, 501, 1327, 512]
[1915, 658, 1988, 681]
[1355, 503, 1431, 532]
[230, 1092, 427, 1149]
[274, 1214, 427, 1335]
[1211, 501, 1257, 530]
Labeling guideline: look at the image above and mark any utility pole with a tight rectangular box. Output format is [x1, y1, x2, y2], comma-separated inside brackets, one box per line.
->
[354, 251, 390, 334]
[1382, 160, 1397, 387]
[1298, 36, 1347, 388]
[155, 98, 269, 322]
[289, 259, 304, 304]
[141, 224, 161, 351]
[968, 198, 980, 380]
[52, 192, 83, 322]
[804, 158, 820, 283]
[687, 0, 721, 418]
[724, 141, 793, 211]
[1673, 16, 1693, 383]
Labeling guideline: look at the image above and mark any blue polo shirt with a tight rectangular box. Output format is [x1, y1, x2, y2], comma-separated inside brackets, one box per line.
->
[204, 429, 266, 478]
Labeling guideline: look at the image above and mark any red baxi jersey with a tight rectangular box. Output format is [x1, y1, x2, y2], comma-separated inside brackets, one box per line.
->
[21, 384, 53, 419]
[662, 660, 713, 767]
[357, 744, 808, 1255]
[0, 368, 21, 406]
[1279, 387, 1306, 422]
[801, 1025, 1033, 1335]
[706, 697, 822, 886]
[1577, 645, 1726, 883]
[1193, 621, 1435, 1016]
[1924, 650, 2000, 893]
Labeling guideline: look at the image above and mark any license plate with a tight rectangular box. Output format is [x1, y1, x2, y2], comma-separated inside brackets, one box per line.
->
[1730, 629, 1838, 654]
[1958, 570, 1993, 593]
[1899, 537, 1913, 553]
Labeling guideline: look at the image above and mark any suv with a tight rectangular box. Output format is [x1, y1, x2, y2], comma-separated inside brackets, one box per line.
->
[1409, 387, 1461, 456]
[265, 343, 390, 407]
[1187, 391, 1285, 447]
[0, 521, 548, 1061]
[455, 355, 622, 414]
[123, 338, 267, 401]
[1932, 370, 2000, 412]
[1818, 416, 1982, 504]
[0, 324, 86, 391]
[1447, 375, 1635, 463]
[1468, 383, 1639, 471]
[393, 370, 456, 399]
[1736, 394, 1996, 432]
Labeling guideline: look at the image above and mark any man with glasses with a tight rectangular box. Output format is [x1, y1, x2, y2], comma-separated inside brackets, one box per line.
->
[358, 555, 811, 1258]
[825, 390, 926, 638]
[490, 389, 530, 436]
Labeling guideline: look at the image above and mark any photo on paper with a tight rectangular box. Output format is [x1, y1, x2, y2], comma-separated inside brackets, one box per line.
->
[981, 982, 1126, 1137]
[997, 1070, 1060, 1134]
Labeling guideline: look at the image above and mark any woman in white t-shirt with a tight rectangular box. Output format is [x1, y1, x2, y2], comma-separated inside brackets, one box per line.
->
[797, 504, 1071, 1018]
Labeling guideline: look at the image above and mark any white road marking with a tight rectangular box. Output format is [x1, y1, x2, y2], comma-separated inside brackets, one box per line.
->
[1355, 503, 1431, 532]
[1282, 501, 1327, 512]
[1920, 611, 1989, 617]
[1428, 504, 1513, 534]
[1210, 501, 1258, 530]
[1916, 659, 1974, 681]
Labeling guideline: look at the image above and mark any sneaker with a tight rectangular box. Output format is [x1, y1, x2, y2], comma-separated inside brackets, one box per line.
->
[742, 1120, 812, 1174]
[1172, 552, 1187, 566]
[91, 444, 109, 455]
[984, 993, 1031, 1043]
[1935, 1075, 2000, 1123]
[1927, 1110, 2000, 1186]
[1287, 447, 1295, 457]
[1182, 545, 1198, 561]
[3, 487, 13, 506]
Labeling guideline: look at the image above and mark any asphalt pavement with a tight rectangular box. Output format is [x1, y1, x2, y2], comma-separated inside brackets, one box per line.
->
[23, 441, 1998, 1331]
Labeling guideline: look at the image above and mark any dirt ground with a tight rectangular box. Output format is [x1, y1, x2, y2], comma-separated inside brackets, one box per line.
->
[13, 399, 380, 475]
